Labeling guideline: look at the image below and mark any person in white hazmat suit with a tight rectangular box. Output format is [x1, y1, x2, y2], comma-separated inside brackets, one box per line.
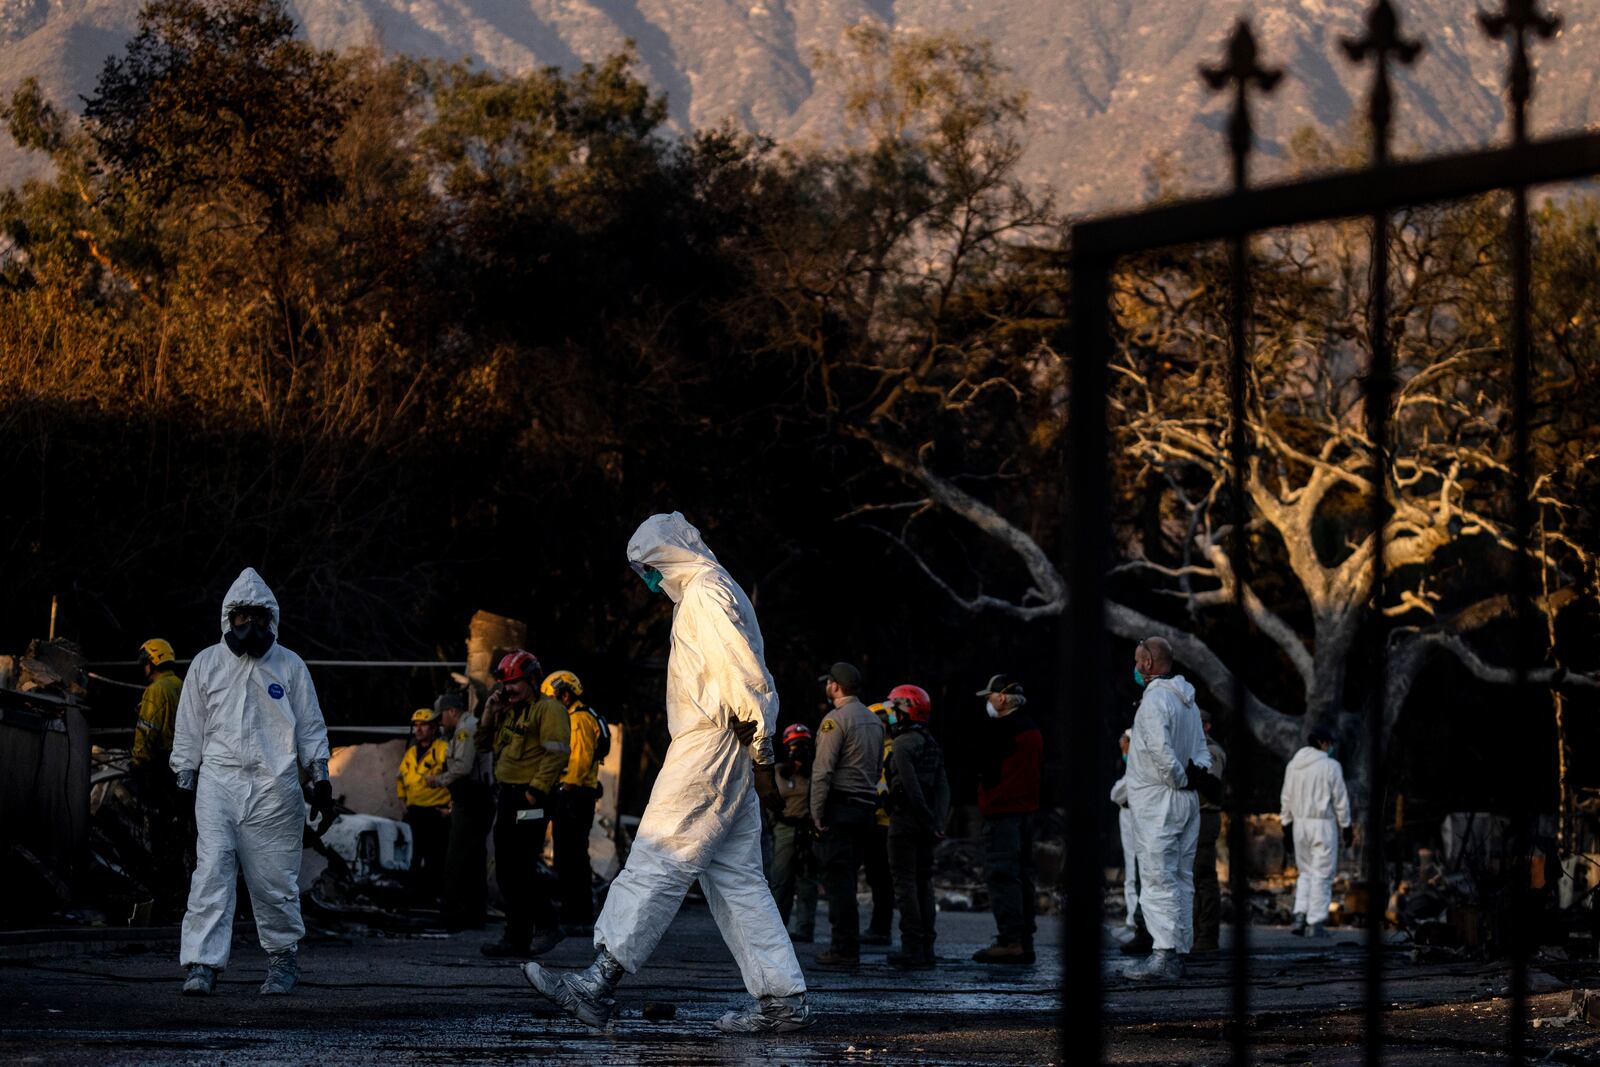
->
[1109, 730, 1140, 940]
[523, 513, 813, 1033]
[1280, 725, 1353, 937]
[170, 568, 336, 996]
[1121, 637, 1214, 982]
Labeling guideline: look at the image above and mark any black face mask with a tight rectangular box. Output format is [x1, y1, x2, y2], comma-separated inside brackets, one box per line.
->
[225, 621, 276, 658]
[891, 717, 919, 738]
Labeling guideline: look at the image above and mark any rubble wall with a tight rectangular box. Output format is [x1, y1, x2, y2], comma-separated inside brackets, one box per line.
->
[328, 728, 625, 880]
[328, 741, 408, 820]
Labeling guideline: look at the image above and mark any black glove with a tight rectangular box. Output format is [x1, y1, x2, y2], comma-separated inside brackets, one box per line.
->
[1184, 761, 1222, 804]
[1341, 825, 1355, 849]
[753, 763, 781, 812]
[729, 717, 758, 747]
[310, 779, 336, 834]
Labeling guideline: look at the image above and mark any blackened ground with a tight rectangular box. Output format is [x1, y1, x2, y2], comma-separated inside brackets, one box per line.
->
[2, 909, 1596, 1064]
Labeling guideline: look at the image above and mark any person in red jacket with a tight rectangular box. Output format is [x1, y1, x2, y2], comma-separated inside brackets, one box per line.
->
[973, 674, 1042, 964]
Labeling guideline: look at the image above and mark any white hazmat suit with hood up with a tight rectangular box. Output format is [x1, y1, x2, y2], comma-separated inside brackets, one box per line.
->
[170, 568, 330, 974]
[1280, 744, 1352, 929]
[1125, 675, 1211, 962]
[524, 513, 810, 1032]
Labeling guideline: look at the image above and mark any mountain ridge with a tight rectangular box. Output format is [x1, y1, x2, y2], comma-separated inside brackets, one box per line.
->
[1, 0, 1596, 213]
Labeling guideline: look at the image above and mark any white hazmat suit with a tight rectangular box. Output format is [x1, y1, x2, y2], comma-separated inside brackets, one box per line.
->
[1280, 745, 1352, 927]
[1109, 775, 1139, 927]
[592, 513, 806, 999]
[1125, 675, 1211, 954]
[170, 568, 330, 969]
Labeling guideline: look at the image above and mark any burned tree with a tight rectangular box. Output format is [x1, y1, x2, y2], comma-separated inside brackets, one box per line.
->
[742, 24, 1600, 806]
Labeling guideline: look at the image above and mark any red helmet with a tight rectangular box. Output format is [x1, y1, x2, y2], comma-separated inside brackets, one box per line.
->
[493, 649, 542, 684]
[782, 723, 813, 747]
[886, 684, 931, 723]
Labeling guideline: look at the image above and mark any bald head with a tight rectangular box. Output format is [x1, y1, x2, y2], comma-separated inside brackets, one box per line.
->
[1137, 636, 1173, 675]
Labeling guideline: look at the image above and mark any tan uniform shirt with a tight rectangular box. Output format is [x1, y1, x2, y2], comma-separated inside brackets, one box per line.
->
[810, 698, 885, 824]
[437, 712, 491, 788]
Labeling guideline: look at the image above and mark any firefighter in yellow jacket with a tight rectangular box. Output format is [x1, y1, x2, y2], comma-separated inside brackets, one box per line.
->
[131, 638, 189, 913]
[543, 670, 607, 934]
[131, 639, 183, 780]
[397, 708, 451, 904]
[478, 650, 571, 959]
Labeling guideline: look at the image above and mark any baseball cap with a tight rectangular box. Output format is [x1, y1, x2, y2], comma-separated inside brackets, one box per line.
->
[818, 662, 863, 692]
[976, 674, 1024, 697]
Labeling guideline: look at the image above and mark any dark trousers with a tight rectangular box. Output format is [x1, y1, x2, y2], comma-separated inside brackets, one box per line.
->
[493, 784, 555, 945]
[552, 785, 599, 928]
[770, 821, 819, 935]
[1193, 810, 1223, 950]
[819, 798, 876, 954]
[404, 805, 450, 903]
[983, 812, 1036, 945]
[443, 781, 491, 929]
[132, 762, 195, 914]
[887, 827, 936, 951]
[864, 822, 894, 935]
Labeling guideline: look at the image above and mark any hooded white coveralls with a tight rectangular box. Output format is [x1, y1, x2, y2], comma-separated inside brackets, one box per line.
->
[1109, 774, 1139, 927]
[1280, 746, 1352, 926]
[1125, 675, 1211, 954]
[593, 513, 806, 1000]
[170, 568, 330, 969]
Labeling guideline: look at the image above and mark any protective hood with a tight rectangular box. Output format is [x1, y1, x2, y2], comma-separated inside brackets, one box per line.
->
[1288, 746, 1330, 772]
[219, 567, 280, 636]
[627, 512, 721, 604]
[1145, 674, 1196, 706]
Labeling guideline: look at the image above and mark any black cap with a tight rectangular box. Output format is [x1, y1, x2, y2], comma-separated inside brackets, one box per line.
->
[818, 662, 863, 694]
[976, 674, 1023, 697]
[434, 692, 467, 715]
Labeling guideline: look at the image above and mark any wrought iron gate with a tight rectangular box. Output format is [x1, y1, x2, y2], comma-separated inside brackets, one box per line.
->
[1063, 1, 1599, 1061]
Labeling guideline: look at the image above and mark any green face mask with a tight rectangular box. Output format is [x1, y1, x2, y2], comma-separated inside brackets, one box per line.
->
[631, 561, 665, 594]
[1133, 668, 1147, 687]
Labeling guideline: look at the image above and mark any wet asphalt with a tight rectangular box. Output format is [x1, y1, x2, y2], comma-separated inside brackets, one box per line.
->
[1, 908, 1059, 1065]
[4, 907, 1593, 1064]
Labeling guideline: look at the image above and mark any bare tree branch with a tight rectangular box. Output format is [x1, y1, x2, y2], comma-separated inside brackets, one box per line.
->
[864, 434, 1305, 756]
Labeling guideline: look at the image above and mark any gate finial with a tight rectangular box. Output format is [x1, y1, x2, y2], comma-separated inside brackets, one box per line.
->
[1342, 0, 1424, 167]
[1201, 19, 1282, 192]
[1479, 0, 1561, 145]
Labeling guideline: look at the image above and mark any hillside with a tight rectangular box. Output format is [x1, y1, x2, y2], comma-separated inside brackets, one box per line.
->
[1, 0, 1597, 213]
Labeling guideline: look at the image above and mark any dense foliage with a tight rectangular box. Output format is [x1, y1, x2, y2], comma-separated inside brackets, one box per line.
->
[1, 0, 1595, 821]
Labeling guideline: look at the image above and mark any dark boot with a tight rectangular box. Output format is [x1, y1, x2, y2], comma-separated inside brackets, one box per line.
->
[527, 926, 565, 957]
[971, 939, 1035, 965]
[813, 948, 860, 971]
[888, 939, 934, 970]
